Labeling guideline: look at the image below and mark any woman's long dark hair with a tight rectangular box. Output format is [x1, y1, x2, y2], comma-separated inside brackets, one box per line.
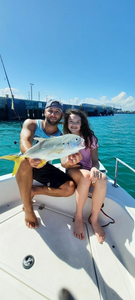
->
[63, 108, 98, 148]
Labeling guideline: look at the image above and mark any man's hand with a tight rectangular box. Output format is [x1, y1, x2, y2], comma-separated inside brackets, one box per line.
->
[67, 151, 82, 166]
[27, 158, 46, 168]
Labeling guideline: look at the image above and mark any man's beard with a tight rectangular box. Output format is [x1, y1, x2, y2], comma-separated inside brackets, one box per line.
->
[47, 116, 62, 126]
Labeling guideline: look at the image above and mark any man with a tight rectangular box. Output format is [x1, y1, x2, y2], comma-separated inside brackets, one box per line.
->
[16, 99, 81, 229]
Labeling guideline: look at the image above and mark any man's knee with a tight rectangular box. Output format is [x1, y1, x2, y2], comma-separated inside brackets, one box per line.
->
[63, 180, 75, 197]
[16, 158, 32, 178]
[20, 158, 31, 170]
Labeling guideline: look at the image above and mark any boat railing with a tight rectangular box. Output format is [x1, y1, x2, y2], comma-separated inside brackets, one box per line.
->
[113, 157, 135, 188]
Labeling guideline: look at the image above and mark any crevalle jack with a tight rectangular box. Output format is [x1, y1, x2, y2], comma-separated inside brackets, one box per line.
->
[0, 134, 85, 176]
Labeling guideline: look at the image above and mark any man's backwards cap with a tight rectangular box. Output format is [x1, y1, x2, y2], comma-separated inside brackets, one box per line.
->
[45, 99, 63, 110]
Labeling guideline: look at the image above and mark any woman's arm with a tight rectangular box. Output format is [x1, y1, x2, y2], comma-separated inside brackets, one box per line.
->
[91, 148, 100, 169]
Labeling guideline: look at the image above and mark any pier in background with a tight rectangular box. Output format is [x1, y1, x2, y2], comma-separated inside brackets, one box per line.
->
[0, 96, 114, 121]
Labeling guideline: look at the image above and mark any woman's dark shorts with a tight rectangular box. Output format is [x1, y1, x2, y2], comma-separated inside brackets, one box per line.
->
[33, 162, 72, 189]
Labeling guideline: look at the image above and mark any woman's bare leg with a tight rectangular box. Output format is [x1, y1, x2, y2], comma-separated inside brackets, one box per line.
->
[68, 169, 107, 243]
[68, 169, 91, 240]
[90, 173, 107, 243]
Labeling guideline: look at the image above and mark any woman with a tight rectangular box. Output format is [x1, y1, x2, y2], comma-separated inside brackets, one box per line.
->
[61, 109, 107, 243]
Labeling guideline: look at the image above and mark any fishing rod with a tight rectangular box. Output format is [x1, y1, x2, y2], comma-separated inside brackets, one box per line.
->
[0, 54, 22, 128]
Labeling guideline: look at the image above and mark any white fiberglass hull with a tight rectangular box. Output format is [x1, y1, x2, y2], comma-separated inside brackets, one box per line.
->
[0, 164, 135, 300]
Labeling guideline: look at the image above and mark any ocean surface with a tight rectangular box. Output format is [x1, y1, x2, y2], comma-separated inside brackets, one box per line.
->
[0, 114, 135, 199]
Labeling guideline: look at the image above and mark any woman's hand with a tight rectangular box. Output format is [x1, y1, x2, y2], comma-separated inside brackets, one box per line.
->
[61, 151, 82, 168]
[90, 167, 102, 184]
[67, 151, 82, 166]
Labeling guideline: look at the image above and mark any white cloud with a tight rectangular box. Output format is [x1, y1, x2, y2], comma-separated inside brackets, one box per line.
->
[110, 92, 135, 110]
[70, 92, 135, 111]
[43, 95, 59, 102]
[67, 97, 101, 106]
[111, 92, 126, 103]
[83, 97, 101, 106]
[67, 97, 79, 105]
[100, 96, 107, 102]
[0, 87, 25, 99]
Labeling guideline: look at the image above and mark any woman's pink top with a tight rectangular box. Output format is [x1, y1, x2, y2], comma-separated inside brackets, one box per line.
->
[80, 136, 99, 170]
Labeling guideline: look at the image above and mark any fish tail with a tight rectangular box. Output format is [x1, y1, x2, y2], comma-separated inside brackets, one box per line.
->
[0, 154, 19, 161]
[12, 157, 21, 176]
[0, 154, 24, 176]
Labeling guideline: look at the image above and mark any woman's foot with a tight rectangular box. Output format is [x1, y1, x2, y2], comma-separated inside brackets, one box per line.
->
[73, 215, 85, 240]
[89, 215, 105, 243]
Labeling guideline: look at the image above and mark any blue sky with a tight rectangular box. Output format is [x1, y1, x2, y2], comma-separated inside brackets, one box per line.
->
[0, 0, 135, 111]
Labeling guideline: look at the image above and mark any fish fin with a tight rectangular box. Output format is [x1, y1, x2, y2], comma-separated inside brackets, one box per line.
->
[12, 156, 24, 176]
[0, 154, 19, 161]
[37, 160, 47, 168]
[0, 154, 24, 176]
[33, 137, 46, 142]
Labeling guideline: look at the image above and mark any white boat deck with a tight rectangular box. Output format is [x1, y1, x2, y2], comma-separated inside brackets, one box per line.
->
[0, 203, 99, 300]
[0, 189, 135, 300]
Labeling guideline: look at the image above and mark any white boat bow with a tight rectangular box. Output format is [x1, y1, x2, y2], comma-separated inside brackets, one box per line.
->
[0, 160, 135, 300]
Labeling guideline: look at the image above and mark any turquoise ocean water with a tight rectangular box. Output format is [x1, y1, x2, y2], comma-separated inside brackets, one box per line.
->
[0, 114, 135, 199]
